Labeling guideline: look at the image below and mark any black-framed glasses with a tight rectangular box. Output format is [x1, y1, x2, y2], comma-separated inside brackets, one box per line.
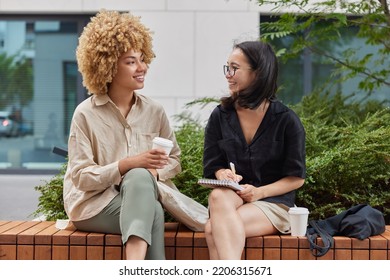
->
[223, 65, 238, 76]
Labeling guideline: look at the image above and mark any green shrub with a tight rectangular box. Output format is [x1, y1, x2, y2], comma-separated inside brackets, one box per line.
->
[171, 121, 210, 206]
[33, 163, 67, 221]
[292, 92, 390, 222]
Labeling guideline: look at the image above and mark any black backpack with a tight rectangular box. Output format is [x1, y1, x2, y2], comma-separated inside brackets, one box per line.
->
[306, 204, 386, 257]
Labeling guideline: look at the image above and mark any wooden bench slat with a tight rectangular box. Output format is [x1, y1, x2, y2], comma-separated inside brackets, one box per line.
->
[0, 221, 13, 228]
[105, 234, 122, 246]
[281, 235, 299, 248]
[263, 235, 281, 247]
[0, 220, 388, 260]
[34, 223, 60, 244]
[17, 221, 54, 245]
[176, 223, 194, 247]
[0, 221, 39, 244]
[352, 237, 370, 249]
[246, 236, 263, 248]
[87, 245, 104, 260]
[334, 236, 352, 248]
[369, 235, 387, 249]
[52, 228, 75, 245]
[87, 232, 105, 246]
[52, 245, 69, 260]
[70, 231, 88, 245]
[380, 226, 390, 249]
[70, 245, 86, 260]
[35, 245, 53, 260]
[164, 222, 178, 247]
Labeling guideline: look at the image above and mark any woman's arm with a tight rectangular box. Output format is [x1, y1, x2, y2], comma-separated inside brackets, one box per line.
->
[239, 176, 305, 202]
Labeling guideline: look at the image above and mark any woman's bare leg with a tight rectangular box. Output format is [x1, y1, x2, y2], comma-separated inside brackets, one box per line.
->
[207, 187, 280, 259]
[207, 188, 245, 259]
[237, 204, 278, 237]
[204, 219, 220, 259]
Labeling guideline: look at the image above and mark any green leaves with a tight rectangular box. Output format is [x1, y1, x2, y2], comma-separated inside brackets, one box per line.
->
[32, 163, 68, 221]
[172, 109, 210, 208]
[294, 93, 390, 221]
[258, 0, 390, 98]
[0, 54, 33, 109]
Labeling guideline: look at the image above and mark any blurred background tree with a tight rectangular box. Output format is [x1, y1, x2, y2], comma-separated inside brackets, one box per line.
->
[0, 53, 14, 110]
[0, 53, 33, 110]
[258, 0, 389, 101]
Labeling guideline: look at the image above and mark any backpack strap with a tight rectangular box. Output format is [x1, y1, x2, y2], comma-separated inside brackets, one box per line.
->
[306, 220, 334, 257]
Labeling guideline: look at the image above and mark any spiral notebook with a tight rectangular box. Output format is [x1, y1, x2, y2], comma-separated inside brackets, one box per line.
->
[197, 178, 243, 191]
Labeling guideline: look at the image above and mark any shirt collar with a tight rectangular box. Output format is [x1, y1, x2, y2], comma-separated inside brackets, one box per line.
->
[219, 99, 287, 115]
[93, 94, 111, 106]
[92, 92, 146, 107]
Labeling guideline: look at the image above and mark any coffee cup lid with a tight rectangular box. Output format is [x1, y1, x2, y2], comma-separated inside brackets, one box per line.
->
[288, 207, 309, 214]
[153, 137, 173, 147]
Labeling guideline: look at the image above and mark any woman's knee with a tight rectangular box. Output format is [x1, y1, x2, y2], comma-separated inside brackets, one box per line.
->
[208, 188, 235, 208]
[123, 168, 153, 183]
[208, 188, 224, 202]
[121, 168, 156, 192]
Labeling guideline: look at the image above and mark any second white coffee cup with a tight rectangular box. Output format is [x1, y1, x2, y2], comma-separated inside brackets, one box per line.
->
[152, 137, 173, 155]
[288, 207, 310, 237]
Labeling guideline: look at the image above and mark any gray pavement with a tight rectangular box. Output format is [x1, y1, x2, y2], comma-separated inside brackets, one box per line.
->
[0, 174, 54, 220]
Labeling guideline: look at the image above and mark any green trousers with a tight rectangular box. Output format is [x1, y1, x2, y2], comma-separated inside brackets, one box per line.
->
[73, 168, 165, 260]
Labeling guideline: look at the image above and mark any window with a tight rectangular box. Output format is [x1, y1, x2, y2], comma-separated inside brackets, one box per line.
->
[63, 61, 77, 142]
[0, 16, 90, 173]
[260, 15, 388, 105]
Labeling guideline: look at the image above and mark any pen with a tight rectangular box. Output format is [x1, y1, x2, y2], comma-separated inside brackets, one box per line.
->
[229, 162, 236, 176]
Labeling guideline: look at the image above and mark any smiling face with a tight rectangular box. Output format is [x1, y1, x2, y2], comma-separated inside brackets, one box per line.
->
[225, 48, 255, 94]
[111, 49, 148, 93]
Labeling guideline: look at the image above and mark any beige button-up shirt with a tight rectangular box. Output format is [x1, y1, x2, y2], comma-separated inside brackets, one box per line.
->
[63, 92, 181, 221]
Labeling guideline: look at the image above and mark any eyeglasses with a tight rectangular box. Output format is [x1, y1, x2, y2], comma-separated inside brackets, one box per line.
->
[223, 65, 252, 77]
[223, 65, 238, 76]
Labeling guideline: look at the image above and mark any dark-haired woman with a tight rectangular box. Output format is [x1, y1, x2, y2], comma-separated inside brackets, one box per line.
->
[203, 41, 306, 259]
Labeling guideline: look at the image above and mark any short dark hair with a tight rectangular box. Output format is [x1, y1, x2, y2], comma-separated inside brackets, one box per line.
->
[221, 40, 278, 109]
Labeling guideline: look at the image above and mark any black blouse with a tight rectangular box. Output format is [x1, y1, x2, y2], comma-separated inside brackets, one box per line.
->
[203, 100, 306, 207]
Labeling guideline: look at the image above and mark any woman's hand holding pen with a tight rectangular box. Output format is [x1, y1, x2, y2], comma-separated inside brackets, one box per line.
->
[228, 162, 242, 183]
[214, 167, 262, 201]
[215, 167, 242, 182]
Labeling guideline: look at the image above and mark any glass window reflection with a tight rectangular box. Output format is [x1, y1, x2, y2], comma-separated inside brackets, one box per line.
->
[0, 18, 86, 173]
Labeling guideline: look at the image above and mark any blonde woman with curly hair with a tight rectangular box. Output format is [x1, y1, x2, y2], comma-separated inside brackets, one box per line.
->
[63, 10, 181, 260]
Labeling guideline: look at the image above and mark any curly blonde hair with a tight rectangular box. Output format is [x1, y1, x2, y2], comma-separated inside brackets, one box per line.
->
[76, 10, 155, 95]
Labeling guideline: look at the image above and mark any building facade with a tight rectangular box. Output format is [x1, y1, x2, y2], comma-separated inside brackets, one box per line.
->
[0, 0, 386, 172]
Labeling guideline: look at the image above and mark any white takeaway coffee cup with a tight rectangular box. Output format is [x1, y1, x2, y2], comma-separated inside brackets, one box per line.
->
[152, 137, 173, 155]
[288, 207, 310, 237]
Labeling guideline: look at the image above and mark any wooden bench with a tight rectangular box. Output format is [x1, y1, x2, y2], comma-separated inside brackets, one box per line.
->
[1, 220, 389, 260]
